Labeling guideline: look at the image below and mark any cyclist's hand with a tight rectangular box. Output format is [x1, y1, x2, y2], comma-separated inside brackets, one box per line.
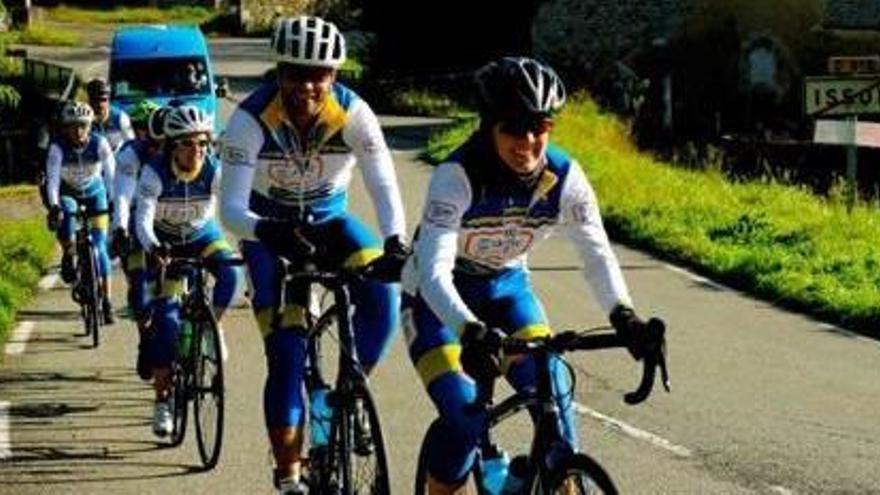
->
[255, 218, 316, 259]
[460, 321, 506, 380]
[46, 205, 62, 231]
[147, 243, 170, 269]
[363, 235, 411, 282]
[610, 304, 649, 361]
[110, 227, 130, 259]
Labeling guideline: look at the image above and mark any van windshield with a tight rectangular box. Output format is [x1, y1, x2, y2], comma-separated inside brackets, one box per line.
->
[111, 57, 210, 101]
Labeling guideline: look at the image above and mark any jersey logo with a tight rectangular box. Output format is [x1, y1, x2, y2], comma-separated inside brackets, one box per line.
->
[425, 200, 459, 228]
[267, 156, 325, 189]
[156, 199, 210, 225]
[222, 145, 251, 167]
[462, 226, 534, 268]
[571, 201, 591, 224]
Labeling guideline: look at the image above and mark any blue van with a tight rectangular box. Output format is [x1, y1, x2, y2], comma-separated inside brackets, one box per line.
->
[109, 24, 226, 132]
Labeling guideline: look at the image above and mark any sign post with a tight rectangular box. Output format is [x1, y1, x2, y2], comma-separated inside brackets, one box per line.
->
[805, 72, 880, 212]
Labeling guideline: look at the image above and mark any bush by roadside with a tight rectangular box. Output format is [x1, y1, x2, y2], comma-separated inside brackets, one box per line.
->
[46, 5, 214, 25]
[424, 96, 880, 337]
[0, 187, 54, 348]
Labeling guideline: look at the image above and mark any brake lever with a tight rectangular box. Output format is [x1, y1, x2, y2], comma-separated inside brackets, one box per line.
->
[623, 317, 670, 404]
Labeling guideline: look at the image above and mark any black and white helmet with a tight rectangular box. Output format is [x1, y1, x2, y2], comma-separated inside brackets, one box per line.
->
[474, 57, 566, 121]
[271, 16, 346, 69]
[60, 100, 94, 125]
[163, 105, 213, 139]
[147, 106, 169, 141]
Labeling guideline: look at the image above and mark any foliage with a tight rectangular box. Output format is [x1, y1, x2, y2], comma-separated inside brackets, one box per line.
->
[47, 5, 214, 25]
[0, 214, 54, 345]
[425, 95, 880, 336]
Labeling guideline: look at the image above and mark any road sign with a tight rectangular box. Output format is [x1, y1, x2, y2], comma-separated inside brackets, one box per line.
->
[814, 119, 880, 148]
[804, 75, 880, 116]
[828, 55, 880, 75]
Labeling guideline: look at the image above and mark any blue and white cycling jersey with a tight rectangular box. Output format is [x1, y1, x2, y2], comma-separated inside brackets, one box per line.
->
[135, 154, 220, 250]
[113, 138, 155, 230]
[219, 80, 405, 239]
[402, 136, 633, 332]
[94, 107, 135, 153]
[45, 132, 115, 207]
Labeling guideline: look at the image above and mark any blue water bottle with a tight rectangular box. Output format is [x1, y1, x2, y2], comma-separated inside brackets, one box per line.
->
[178, 320, 193, 359]
[309, 386, 333, 447]
[502, 455, 529, 493]
[480, 448, 510, 495]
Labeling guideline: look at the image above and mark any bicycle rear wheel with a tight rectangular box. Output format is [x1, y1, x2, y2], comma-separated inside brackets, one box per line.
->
[78, 244, 101, 348]
[531, 453, 618, 495]
[168, 360, 188, 447]
[193, 315, 224, 470]
[329, 383, 390, 495]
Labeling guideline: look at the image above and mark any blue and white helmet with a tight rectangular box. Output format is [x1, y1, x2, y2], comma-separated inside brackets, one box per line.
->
[271, 16, 346, 69]
[60, 100, 94, 125]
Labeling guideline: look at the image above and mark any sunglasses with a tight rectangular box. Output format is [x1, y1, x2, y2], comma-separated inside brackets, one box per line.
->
[177, 138, 211, 149]
[499, 118, 554, 137]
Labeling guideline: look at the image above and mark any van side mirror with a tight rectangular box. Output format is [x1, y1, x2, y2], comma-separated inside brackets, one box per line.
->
[215, 77, 229, 98]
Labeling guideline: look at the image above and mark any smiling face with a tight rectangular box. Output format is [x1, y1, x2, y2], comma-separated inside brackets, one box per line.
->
[64, 122, 91, 148]
[277, 63, 335, 125]
[171, 132, 210, 174]
[490, 118, 554, 175]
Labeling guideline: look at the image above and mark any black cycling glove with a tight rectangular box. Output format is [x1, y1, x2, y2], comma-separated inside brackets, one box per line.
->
[363, 234, 412, 282]
[609, 304, 649, 361]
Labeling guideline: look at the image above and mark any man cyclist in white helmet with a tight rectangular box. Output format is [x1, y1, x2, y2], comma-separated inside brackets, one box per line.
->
[45, 100, 117, 324]
[135, 104, 242, 438]
[86, 78, 135, 153]
[219, 15, 408, 494]
[401, 57, 653, 494]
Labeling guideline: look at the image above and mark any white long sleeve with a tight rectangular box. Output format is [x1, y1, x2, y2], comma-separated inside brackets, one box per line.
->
[98, 136, 116, 203]
[219, 108, 264, 241]
[112, 145, 141, 229]
[45, 143, 63, 207]
[561, 162, 633, 313]
[416, 163, 478, 331]
[344, 100, 406, 239]
[135, 166, 163, 251]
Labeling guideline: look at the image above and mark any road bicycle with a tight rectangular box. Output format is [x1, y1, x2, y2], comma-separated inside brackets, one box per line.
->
[155, 256, 242, 470]
[277, 255, 392, 495]
[414, 319, 669, 494]
[70, 206, 105, 348]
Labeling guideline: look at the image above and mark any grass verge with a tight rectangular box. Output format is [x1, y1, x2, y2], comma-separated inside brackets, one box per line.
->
[0, 215, 54, 347]
[424, 95, 880, 336]
[0, 23, 81, 46]
[46, 5, 214, 25]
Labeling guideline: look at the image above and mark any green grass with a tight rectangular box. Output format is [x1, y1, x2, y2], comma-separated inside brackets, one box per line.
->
[0, 23, 81, 46]
[47, 5, 214, 24]
[390, 88, 472, 118]
[425, 95, 880, 336]
[0, 185, 37, 199]
[0, 216, 54, 347]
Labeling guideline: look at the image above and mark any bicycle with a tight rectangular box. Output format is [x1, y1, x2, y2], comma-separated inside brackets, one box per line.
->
[154, 255, 243, 470]
[414, 319, 670, 494]
[70, 205, 105, 348]
[277, 255, 392, 495]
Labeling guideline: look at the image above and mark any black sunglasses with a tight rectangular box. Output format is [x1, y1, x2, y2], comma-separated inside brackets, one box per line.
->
[499, 118, 554, 137]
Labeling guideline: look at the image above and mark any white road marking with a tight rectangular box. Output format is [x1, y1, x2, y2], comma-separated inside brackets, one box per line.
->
[0, 401, 10, 459]
[4, 321, 34, 356]
[769, 485, 795, 495]
[37, 273, 60, 291]
[573, 402, 692, 458]
[662, 263, 729, 291]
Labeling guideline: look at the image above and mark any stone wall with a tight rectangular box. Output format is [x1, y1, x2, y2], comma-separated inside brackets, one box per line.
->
[533, 0, 693, 82]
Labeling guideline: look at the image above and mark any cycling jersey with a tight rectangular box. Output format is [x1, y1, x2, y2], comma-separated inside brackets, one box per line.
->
[135, 153, 220, 251]
[45, 132, 115, 208]
[220, 80, 405, 238]
[403, 134, 632, 332]
[93, 107, 135, 153]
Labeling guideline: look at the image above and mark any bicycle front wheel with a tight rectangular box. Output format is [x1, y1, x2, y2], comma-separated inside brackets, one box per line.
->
[329, 383, 390, 495]
[193, 315, 224, 470]
[531, 453, 618, 495]
[168, 360, 188, 447]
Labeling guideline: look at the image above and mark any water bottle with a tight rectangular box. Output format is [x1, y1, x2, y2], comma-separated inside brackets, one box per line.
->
[178, 320, 193, 359]
[502, 455, 529, 493]
[480, 449, 510, 495]
[309, 386, 333, 447]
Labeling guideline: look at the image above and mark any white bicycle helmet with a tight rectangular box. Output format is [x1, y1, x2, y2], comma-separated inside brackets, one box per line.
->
[271, 15, 346, 69]
[475, 57, 566, 121]
[60, 100, 94, 125]
[163, 105, 214, 139]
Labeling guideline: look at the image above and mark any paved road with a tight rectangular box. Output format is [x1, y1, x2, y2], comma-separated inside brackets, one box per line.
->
[2, 40, 880, 494]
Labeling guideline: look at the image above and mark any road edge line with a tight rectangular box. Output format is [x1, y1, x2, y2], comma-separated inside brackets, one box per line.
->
[574, 402, 692, 458]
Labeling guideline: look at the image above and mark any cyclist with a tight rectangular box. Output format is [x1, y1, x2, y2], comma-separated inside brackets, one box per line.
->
[111, 100, 165, 320]
[400, 57, 652, 494]
[219, 15, 408, 494]
[134, 104, 242, 437]
[45, 100, 116, 324]
[86, 78, 135, 153]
